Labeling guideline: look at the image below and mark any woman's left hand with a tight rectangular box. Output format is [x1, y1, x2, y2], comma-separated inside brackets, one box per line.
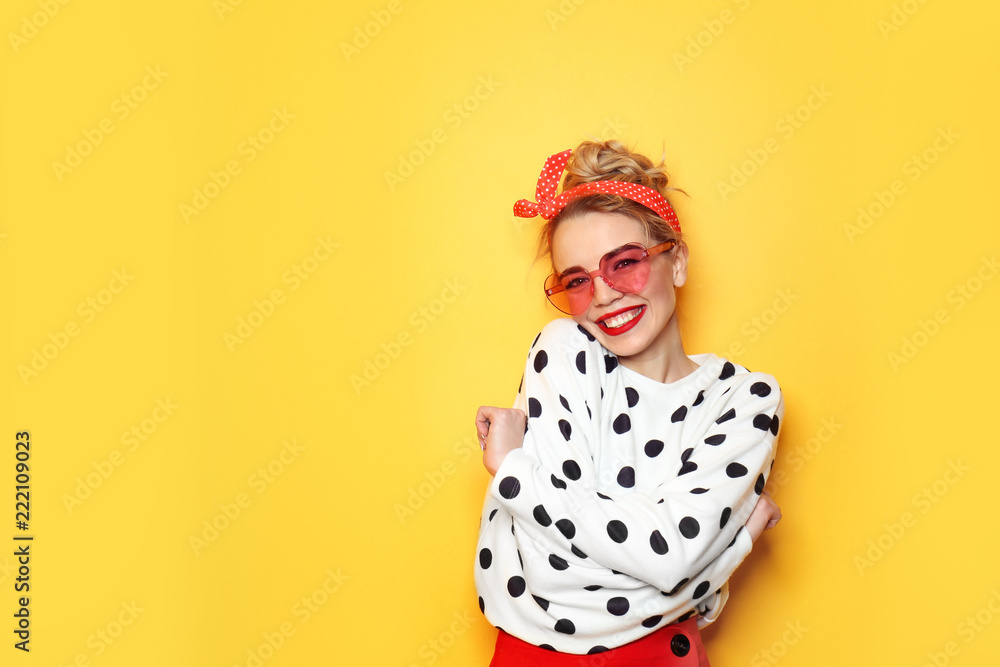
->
[745, 488, 782, 543]
[476, 406, 526, 476]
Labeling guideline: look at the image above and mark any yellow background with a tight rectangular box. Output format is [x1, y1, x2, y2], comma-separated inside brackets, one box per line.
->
[2, 0, 999, 665]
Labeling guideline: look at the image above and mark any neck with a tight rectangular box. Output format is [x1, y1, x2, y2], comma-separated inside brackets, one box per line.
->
[618, 318, 697, 383]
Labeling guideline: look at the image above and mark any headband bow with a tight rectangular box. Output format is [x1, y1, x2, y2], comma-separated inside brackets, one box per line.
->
[513, 148, 681, 234]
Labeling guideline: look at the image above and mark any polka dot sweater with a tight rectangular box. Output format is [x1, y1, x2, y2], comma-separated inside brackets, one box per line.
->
[474, 318, 783, 654]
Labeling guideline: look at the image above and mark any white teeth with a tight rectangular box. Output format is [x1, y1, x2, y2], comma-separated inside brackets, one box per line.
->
[602, 307, 642, 329]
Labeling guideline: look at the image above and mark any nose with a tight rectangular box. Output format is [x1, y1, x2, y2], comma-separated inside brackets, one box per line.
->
[591, 275, 623, 308]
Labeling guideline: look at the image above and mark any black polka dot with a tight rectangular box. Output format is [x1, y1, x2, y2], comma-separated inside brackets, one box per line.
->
[726, 462, 748, 478]
[507, 576, 526, 597]
[755, 473, 765, 495]
[643, 615, 663, 628]
[558, 419, 572, 441]
[597, 492, 612, 500]
[489, 509, 498, 521]
[617, 467, 635, 488]
[550, 475, 567, 490]
[671, 405, 688, 422]
[667, 578, 689, 595]
[549, 554, 569, 570]
[531, 332, 541, 348]
[681, 447, 693, 462]
[559, 395, 571, 411]
[534, 350, 548, 373]
[584, 584, 603, 591]
[770, 415, 780, 435]
[719, 362, 735, 380]
[540, 644, 555, 651]
[626, 387, 639, 407]
[479, 548, 492, 569]
[679, 517, 700, 539]
[533, 505, 552, 526]
[562, 460, 581, 480]
[607, 520, 628, 543]
[613, 413, 631, 434]
[690, 487, 709, 494]
[586, 403, 592, 418]
[678, 461, 698, 476]
[650, 530, 669, 554]
[533, 595, 549, 611]
[517, 550, 523, 568]
[576, 351, 586, 374]
[693, 390, 705, 406]
[677, 611, 694, 622]
[645, 439, 664, 457]
[693, 581, 711, 599]
[479, 596, 485, 613]
[705, 433, 726, 446]
[750, 381, 772, 397]
[554, 619, 575, 634]
[716, 408, 736, 424]
[720, 507, 732, 528]
[518, 374, 523, 393]
[588, 646, 608, 654]
[556, 519, 576, 539]
[571, 545, 587, 559]
[605, 355, 618, 373]
[498, 476, 521, 499]
[528, 397, 542, 418]
[753, 414, 771, 430]
[606, 597, 629, 616]
[577, 324, 595, 341]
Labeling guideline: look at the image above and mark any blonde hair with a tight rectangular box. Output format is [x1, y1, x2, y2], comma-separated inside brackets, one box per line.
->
[536, 140, 684, 262]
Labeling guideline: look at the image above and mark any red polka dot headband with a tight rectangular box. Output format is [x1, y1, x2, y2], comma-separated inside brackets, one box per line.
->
[513, 149, 681, 233]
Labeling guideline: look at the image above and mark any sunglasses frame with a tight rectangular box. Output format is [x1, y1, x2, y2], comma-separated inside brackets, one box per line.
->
[544, 240, 678, 315]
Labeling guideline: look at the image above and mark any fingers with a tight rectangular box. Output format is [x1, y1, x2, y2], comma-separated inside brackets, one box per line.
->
[476, 406, 495, 437]
[766, 502, 783, 530]
[475, 407, 493, 451]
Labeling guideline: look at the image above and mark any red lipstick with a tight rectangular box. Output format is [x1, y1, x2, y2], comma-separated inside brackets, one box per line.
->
[596, 306, 645, 336]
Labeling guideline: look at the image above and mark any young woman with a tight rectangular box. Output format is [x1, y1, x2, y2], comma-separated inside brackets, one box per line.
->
[474, 141, 783, 666]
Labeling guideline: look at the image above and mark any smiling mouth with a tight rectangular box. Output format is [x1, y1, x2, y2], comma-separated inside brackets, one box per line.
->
[596, 306, 645, 335]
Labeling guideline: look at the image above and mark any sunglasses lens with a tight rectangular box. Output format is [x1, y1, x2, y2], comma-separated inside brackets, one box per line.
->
[545, 273, 587, 315]
[601, 246, 651, 293]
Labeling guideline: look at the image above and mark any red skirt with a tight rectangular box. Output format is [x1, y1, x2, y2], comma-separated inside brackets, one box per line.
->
[489, 617, 710, 666]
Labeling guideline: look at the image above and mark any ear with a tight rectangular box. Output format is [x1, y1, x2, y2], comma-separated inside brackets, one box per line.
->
[671, 241, 689, 287]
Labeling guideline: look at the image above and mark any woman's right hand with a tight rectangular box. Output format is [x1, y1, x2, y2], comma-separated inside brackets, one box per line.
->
[745, 488, 782, 543]
[476, 406, 527, 477]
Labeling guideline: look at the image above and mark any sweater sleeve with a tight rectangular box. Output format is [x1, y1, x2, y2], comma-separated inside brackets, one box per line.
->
[489, 320, 783, 597]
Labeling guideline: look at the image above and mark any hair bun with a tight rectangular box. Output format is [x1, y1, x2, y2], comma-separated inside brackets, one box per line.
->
[563, 140, 671, 195]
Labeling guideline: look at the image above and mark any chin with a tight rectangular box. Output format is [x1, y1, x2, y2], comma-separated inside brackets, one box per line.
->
[579, 317, 656, 360]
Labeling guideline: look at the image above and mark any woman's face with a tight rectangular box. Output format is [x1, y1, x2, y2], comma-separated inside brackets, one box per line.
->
[550, 211, 687, 362]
